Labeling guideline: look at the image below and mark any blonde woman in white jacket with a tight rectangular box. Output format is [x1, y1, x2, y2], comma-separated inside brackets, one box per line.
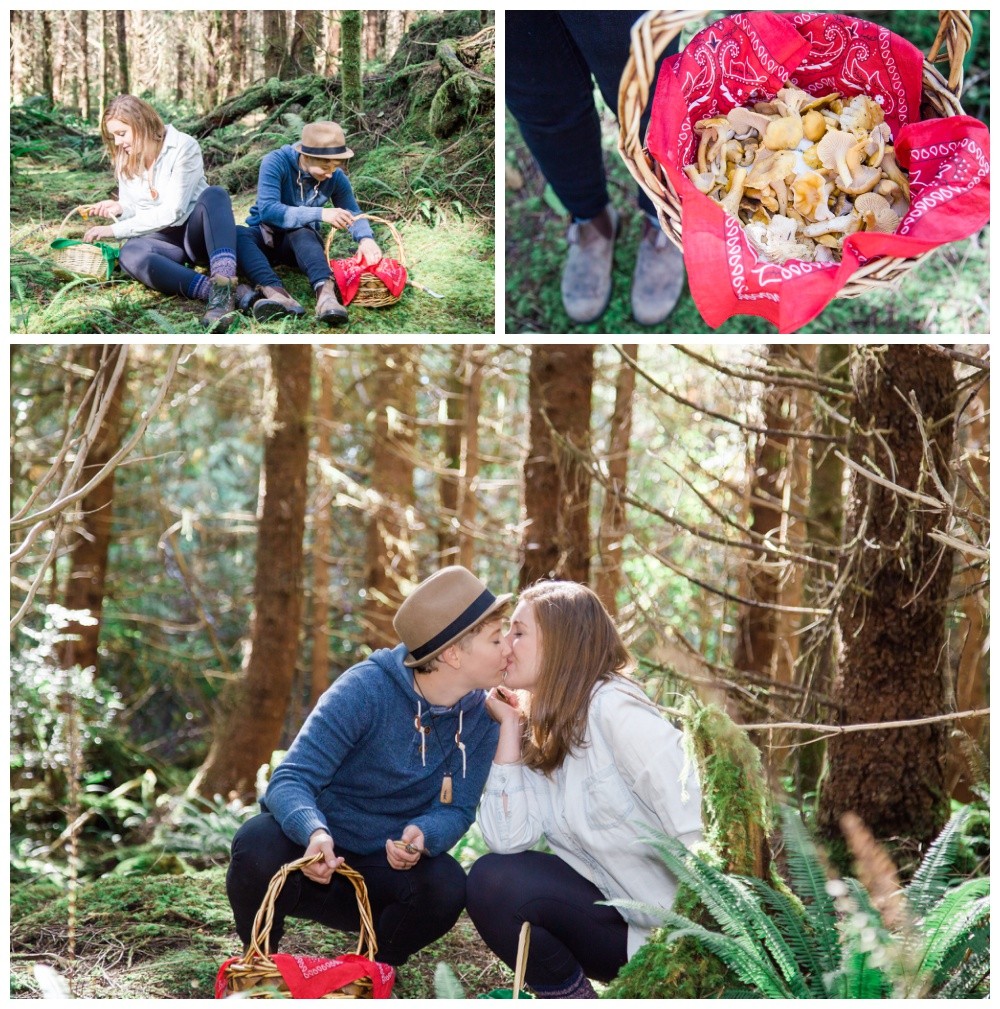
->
[81, 95, 244, 332]
[467, 581, 702, 999]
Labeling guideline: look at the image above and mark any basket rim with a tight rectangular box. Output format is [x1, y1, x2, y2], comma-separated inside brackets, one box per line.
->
[616, 10, 974, 298]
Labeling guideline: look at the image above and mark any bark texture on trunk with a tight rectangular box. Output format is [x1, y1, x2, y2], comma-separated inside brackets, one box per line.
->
[520, 345, 594, 587]
[193, 345, 312, 801]
[58, 346, 128, 675]
[594, 346, 637, 616]
[819, 346, 957, 848]
[363, 347, 417, 649]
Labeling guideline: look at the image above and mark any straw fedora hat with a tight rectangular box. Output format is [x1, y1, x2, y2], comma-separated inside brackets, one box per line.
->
[394, 566, 512, 668]
[293, 121, 355, 160]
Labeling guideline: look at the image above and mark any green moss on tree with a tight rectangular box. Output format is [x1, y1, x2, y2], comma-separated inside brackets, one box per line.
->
[603, 698, 774, 998]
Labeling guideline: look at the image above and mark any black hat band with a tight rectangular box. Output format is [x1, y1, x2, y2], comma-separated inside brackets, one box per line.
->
[301, 144, 348, 156]
[410, 588, 497, 662]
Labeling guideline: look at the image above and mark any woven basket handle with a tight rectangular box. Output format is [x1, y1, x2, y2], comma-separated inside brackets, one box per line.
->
[617, 11, 707, 209]
[56, 204, 119, 241]
[512, 922, 531, 1000]
[324, 213, 406, 268]
[244, 854, 378, 965]
[926, 11, 972, 95]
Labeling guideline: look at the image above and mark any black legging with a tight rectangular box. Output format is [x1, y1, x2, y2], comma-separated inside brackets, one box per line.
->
[467, 850, 629, 986]
[117, 185, 237, 299]
[227, 812, 468, 966]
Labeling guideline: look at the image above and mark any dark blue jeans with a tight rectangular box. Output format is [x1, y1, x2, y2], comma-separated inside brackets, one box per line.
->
[227, 812, 467, 966]
[467, 850, 629, 986]
[506, 12, 677, 220]
[237, 224, 331, 289]
[117, 186, 237, 299]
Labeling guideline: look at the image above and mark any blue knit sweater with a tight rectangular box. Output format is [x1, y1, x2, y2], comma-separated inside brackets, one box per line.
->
[245, 144, 374, 242]
[262, 644, 499, 857]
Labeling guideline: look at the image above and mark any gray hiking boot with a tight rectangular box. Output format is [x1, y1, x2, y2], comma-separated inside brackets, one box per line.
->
[631, 217, 685, 326]
[315, 278, 349, 326]
[561, 205, 620, 324]
[200, 276, 237, 333]
[252, 285, 305, 321]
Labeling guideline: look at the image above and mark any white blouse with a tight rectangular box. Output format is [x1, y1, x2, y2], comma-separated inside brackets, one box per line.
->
[111, 125, 208, 239]
[478, 677, 703, 958]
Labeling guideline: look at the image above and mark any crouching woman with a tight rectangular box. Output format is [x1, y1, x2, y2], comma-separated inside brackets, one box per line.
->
[467, 582, 703, 998]
[82, 95, 242, 332]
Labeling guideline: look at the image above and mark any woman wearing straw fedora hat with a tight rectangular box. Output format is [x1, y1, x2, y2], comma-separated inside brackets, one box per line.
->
[227, 566, 512, 965]
[236, 120, 382, 325]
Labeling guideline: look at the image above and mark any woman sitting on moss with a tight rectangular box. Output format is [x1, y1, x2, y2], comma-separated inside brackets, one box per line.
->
[82, 94, 244, 333]
[237, 121, 382, 326]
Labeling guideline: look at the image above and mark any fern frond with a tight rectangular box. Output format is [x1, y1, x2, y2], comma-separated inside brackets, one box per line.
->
[744, 876, 829, 997]
[662, 919, 792, 999]
[777, 805, 841, 971]
[934, 948, 990, 999]
[917, 894, 990, 984]
[906, 807, 973, 916]
[830, 949, 892, 999]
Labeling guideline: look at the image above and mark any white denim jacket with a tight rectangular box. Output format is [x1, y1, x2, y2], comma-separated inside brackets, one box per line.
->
[111, 126, 208, 239]
[478, 677, 703, 959]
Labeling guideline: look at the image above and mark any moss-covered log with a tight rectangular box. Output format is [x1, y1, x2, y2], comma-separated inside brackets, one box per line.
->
[603, 699, 775, 998]
[186, 76, 334, 137]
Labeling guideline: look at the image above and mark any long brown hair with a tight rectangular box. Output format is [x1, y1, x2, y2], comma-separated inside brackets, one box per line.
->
[102, 95, 166, 180]
[519, 581, 634, 774]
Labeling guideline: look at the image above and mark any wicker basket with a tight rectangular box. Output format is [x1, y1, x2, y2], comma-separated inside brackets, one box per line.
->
[49, 205, 120, 281]
[219, 855, 379, 999]
[617, 10, 972, 299]
[325, 214, 407, 307]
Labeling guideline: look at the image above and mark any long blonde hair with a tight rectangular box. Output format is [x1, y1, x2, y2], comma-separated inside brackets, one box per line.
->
[102, 95, 165, 180]
[519, 581, 634, 774]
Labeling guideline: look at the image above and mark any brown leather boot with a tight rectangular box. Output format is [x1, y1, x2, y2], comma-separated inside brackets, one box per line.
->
[315, 278, 349, 326]
[252, 285, 305, 321]
[631, 217, 686, 326]
[561, 205, 620, 324]
[200, 277, 237, 333]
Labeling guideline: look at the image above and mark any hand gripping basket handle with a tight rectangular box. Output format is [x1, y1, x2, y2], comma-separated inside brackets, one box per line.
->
[243, 853, 379, 966]
[617, 9, 972, 210]
[324, 213, 407, 268]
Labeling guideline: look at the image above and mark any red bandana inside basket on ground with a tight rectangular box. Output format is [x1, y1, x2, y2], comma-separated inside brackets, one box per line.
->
[332, 253, 408, 306]
[215, 952, 395, 999]
[644, 11, 990, 332]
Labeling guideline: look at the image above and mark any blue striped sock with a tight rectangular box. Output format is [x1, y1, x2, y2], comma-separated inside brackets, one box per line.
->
[209, 248, 237, 279]
[188, 273, 211, 301]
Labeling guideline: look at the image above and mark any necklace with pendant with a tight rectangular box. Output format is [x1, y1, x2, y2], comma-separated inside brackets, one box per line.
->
[413, 687, 466, 805]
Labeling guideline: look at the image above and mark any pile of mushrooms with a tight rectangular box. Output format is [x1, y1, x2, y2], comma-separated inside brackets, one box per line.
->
[685, 87, 910, 264]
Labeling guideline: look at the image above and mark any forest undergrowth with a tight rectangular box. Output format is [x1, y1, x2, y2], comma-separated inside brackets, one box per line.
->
[10, 11, 495, 335]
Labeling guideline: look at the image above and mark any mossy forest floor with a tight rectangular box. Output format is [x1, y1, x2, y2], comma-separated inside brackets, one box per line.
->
[10, 868, 512, 999]
[11, 12, 495, 336]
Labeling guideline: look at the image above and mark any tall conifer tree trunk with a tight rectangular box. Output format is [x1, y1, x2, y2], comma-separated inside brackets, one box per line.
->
[363, 347, 417, 649]
[594, 346, 637, 616]
[521, 346, 594, 587]
[340, 11, 363, 127]
[115, 11, 129, 95]
[818, 346, 957, 848]
[193, 346, 312, 801]
[57, 346, 127, 674]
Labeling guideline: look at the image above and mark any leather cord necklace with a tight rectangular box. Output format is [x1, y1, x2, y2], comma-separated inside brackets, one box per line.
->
[413, 681, 466, 805]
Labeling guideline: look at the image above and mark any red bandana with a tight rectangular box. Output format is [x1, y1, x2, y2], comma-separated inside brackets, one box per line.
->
[644, 11, 990, 332]
[331, 253, 408, 305]
[216, 952, 395, 999]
